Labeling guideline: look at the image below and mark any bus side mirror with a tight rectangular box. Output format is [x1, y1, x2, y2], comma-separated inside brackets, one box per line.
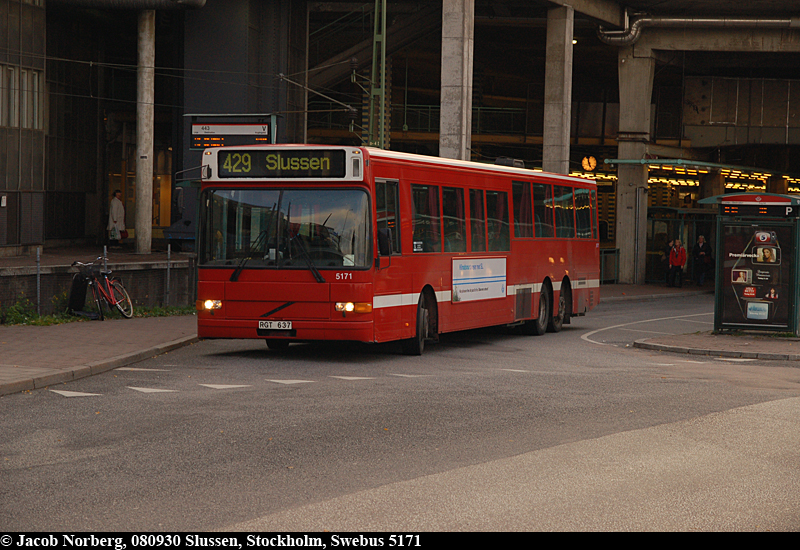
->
[378, 227, 393, 256]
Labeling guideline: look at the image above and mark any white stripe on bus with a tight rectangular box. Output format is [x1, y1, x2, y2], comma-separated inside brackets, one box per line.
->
[373, 279, 600, 309]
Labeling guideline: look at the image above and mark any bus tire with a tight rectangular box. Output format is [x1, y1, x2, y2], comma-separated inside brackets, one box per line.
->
[401, 295, 429, 356]
[266, 339, 290, 350]
[547, 285, 569, 333]
[522, 284, 549, 336]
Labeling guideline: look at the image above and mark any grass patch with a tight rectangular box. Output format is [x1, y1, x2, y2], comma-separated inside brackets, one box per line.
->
[0, 293, 195, 326]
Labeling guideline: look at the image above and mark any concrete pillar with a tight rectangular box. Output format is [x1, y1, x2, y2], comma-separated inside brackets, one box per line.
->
[700, 170, 725, 199]
[439, 0, 474, 161]
[616, 46, 655, 284]
[767, 175, 788, 195]
[135, 10, 155, 255]
[542, 6, 574, 174]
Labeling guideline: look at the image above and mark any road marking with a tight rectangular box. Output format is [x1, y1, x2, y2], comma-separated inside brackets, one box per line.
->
[127, 387, 178, 393]
[714, 357, 757, 362]
[198, 384, 252, 390]
[330, 376, 375, 381]
[498, 369, 529, 373]
[388, 374, 432, 378]
[581, 312, 713, 346]
[267, 379, 314, 385]
[50, 390, 101, 398]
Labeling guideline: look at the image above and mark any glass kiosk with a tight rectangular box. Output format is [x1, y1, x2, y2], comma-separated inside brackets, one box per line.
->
[700, 193, 800, 335]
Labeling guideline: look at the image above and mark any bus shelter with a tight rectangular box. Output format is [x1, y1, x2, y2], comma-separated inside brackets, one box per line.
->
[699, 193, 800, 335]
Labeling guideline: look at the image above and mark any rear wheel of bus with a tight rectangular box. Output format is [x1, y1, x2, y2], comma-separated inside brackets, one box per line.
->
[548, 283, 570, 333]
[522, 283, 550, 336]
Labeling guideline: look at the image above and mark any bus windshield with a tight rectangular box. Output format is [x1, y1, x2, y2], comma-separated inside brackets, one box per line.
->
[200, 188, 371, 269]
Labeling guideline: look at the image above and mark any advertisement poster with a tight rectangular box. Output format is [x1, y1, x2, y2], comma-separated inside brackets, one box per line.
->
[721, 224, 791, 327]
[452, 258, 507, 303]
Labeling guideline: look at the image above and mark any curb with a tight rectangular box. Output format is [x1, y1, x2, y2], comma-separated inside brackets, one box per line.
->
[633, 339, 800, 361]
[0, 334, 199, 397]
[601, 289, 713, 303]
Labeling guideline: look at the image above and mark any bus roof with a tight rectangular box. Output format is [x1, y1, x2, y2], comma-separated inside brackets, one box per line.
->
[362, 147, 596, 186]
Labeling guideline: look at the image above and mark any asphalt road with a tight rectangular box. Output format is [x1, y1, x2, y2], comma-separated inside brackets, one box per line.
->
[2, 294, 799, 531]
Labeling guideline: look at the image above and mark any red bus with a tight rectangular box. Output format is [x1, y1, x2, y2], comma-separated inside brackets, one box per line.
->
[196, 145, 600, 354]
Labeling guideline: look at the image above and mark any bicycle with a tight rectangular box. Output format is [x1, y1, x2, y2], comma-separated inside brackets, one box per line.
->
[71, 257, 134, 320]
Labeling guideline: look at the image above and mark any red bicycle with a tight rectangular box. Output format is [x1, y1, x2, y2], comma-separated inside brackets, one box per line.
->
[72, 258, 134, 320]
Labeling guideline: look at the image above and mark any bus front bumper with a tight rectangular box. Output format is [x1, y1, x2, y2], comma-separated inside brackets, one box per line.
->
[197, 318, 374, 342]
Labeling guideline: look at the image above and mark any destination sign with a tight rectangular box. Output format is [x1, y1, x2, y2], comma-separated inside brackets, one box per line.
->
[217, 149, 346, 179]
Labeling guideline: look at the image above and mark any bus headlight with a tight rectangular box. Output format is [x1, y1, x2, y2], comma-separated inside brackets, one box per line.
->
[202, 299, 222, 310]
[335, 302, 372, 314]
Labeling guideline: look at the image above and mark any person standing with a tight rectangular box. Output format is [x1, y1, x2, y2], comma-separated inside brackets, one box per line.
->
[662, 239, 674, 285]
[692, 235, 712, 286]
[108, 189, 126, 247]
[668, 239, 687, 288]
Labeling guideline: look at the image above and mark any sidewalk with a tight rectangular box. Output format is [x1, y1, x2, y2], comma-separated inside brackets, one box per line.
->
[0, 275, 796, 398]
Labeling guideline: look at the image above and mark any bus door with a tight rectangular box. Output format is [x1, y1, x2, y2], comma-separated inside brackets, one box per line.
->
[373, 179, 411, 341]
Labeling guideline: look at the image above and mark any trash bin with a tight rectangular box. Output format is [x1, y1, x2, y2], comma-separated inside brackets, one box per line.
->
[67, 272, 89, 314]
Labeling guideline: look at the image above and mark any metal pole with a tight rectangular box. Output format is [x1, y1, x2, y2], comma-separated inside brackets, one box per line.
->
[36, 247, 41, 316]
[103, 246, 108, 272]
[165, 243, 171, 306]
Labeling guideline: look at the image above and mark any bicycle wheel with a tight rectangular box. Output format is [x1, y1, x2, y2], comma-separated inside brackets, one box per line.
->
[110, 279, 134, 318]
[89, 281, 105, 321]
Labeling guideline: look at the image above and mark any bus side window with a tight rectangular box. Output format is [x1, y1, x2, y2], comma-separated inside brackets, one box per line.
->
[470, 189, 486, 252]
[376, 179, 400, 254]
[412, 184, 441, 253]
[487, 190, 510, 251]
[555, 185, 575, 238]
[532, 182, 554, 238]
[575, 188, 592, 238]
[512, 181, 533, 238]
[443, 187, 466, 252]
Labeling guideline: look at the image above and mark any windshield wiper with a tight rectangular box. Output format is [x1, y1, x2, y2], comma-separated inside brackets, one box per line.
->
[288, 234, 326, 284]
[230, 229, 269, 282]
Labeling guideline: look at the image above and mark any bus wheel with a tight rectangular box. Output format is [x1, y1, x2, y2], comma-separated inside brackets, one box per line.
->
[401, 295, 429, 355]
[266, 339, 290, 350]
[547, 287, 568, 333]
[525, 285, 549, 336]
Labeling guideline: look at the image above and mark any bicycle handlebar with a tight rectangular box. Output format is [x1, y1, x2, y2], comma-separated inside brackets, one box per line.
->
[72, 257, 110, 275]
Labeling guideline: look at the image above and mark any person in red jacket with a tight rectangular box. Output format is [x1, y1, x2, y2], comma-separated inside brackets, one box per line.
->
[668, 239, 687, 288]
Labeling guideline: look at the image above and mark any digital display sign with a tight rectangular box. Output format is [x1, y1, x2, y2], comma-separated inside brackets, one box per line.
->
[191, 124, 271, 150]
[721, 204, 800, 217]
[217, 149, 346, 179]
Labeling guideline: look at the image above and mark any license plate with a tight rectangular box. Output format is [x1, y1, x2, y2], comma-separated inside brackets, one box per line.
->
[259, 320, 292, 330]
